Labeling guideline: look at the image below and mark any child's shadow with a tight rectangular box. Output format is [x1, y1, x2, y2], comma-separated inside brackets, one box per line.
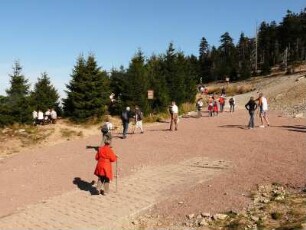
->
[73, 177, 99, 195]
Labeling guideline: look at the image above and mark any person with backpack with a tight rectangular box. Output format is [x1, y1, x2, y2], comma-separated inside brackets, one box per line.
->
[229, 97, 235, 113]
[245, 96, 258, 129]
[133, 106, 144, 134]
[101, 117, 113, 146]
[94, 138, 117, 195]
[121, 107, 131, 139]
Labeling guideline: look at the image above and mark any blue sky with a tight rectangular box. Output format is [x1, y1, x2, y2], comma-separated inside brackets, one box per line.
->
[0, 0, 305, 99]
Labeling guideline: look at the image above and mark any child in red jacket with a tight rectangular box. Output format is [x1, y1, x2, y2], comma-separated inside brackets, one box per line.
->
[94, 138, 117, 195]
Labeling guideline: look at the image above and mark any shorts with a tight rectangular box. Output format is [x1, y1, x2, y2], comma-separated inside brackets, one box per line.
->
[260, 109, 268, 116]
[136, 120, 143, 128]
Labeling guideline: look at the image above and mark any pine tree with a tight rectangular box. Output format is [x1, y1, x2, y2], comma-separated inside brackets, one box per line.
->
[5, 61, 32, 123]
[199, 37, 213, 83]
[63, 54, 110, 121]
[237, 33, 252, 79]
[30, 72, 60, 112]
[218, 32, 238, 80]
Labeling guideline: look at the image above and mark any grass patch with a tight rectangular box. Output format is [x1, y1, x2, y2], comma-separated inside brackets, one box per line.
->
[60, 128, 83, 138]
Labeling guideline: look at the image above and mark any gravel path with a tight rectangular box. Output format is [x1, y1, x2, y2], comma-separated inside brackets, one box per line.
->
[0, 109, 305, 229]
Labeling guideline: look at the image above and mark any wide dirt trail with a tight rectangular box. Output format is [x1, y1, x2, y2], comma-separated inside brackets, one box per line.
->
[0, 109, 305, 229]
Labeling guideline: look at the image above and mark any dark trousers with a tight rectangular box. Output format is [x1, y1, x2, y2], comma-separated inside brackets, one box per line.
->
[123, 121, 129, 137]
[248, 111, 255, 128]
[230, 104, 235, 112]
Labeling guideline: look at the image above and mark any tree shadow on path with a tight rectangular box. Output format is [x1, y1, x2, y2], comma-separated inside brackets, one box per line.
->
[73, 177, 99, 195]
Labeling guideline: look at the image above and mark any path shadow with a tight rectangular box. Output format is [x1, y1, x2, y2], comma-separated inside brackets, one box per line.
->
[278, 125, 306, 133]
[73, 177, 99, 195]
[147, 128, 172, 132]
[219, 125, 246, 130]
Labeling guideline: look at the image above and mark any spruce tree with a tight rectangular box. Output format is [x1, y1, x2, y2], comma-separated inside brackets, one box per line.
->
[5, 61, 32, 124]
[63, 54, 110, 121]
[146, 54, 170, 112]
[125, 49, 150, 114]
[163, 43, 185, 105]
[30, 72, 60, 112]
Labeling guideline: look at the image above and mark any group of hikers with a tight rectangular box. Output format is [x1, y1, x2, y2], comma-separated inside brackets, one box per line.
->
[32, 108, 57, 125]
[196, 86, 236, 118]
[92, 87, 271, 196]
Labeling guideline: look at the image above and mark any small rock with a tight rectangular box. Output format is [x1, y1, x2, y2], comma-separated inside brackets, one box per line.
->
[251, 216, 259, 222]
[196, 214, 202, 219]
[132, 220, 139, 225]
[178, 201, 184, 205]
[213, 213, 228, 220]
[201, 212, 211, 218]
[199, 219, 209, 226]
[274, 195, 285, 201]
[294, 113, 303, 118]
[187, 213, 195, 219]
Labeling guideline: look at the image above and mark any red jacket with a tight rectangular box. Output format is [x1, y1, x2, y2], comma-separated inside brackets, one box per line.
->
[94, 145, 117, 180]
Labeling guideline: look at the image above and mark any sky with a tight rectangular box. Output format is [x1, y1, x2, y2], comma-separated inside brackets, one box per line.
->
[0, 0, 305, 99]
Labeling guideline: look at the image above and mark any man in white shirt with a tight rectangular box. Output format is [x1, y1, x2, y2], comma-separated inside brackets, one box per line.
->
[50, 108, 57, 124]
[169, 101, 179, 131]
[32, 110, 38, 125]
[257, 93, 270, 127]
[37, 110, 44, 125]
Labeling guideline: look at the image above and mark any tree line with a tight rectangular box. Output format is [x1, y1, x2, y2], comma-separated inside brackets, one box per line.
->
[0, 9, 305, 125]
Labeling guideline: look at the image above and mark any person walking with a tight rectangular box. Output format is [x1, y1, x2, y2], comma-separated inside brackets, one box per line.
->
[257, 93, 270, 127]
[229, 97, 235, 113]
[196, 98, 204, 117]
[219, 95, 225, 113]
[133, 106, 144, 134]
[94, 138, 117, 195]
[121, 107, 131, 139]
[169, 101, 179, 131]
[101, 117, 113, 146]
[245, 96, 258, 129]
[207, 96, 213, 117]
[213, 96, 219, 116]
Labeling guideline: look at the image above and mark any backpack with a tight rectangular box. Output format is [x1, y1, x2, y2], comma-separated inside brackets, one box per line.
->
[101, 124, 109, 134]
[138, 111, 143, 120]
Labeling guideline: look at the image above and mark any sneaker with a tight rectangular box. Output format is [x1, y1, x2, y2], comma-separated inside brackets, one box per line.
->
[259, 125, 265, 128]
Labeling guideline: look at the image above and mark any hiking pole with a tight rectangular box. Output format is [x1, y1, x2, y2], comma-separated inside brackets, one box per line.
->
[115, 156, 118, 193]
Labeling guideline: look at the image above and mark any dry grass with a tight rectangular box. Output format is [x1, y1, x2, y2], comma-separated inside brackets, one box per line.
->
[206, 84, 254, 96]
[60, 128, 83, 139]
